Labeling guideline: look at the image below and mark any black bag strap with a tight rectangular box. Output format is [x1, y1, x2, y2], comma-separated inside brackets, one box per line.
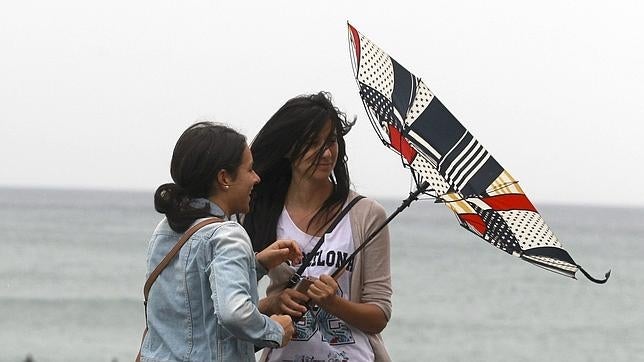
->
[287, 195, 365, 287]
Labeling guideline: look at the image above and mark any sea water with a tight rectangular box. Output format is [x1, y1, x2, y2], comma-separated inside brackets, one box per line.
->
[0, 188, 642, 362]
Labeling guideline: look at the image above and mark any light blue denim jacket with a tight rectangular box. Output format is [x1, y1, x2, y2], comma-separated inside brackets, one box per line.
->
[141, 199, 284, 362]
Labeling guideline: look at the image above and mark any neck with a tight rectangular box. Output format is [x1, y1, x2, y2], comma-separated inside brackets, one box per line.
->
[286, 177, 333, 211]
[208, 195, 230, 217]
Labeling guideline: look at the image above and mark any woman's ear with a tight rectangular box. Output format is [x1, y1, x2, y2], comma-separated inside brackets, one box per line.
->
[216, 169, 231, 191]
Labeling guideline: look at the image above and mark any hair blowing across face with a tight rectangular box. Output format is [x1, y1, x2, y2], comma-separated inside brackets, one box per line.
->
[243, 91, 354, 251]
[154, 122, 247, 232]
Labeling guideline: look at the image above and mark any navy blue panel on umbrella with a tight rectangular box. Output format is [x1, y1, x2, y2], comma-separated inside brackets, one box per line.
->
[391, 58, 416, 119]
[460, 157, 504, 197]
[523, 247, 577, 265]
[438, 132, 474, 175]
[408, 97, 467, 156]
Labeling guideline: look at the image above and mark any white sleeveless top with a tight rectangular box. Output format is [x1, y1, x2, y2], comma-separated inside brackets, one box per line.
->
[265, 206, 375, 362]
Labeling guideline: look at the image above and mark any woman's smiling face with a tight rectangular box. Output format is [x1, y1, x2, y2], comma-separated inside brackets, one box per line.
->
[225, 145, 261, 214]
[291, 119, 338, 182]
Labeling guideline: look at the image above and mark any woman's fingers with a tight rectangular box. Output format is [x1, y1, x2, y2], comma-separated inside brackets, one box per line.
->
[256, 239, 302, 269]
[306, 275, 338, 306]
[277, 289, 309, 316]
[282, 240, 303, 263]
[273, 239, 303, 264]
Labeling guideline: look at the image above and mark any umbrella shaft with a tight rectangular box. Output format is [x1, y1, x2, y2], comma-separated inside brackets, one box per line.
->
[331, 181, 430, 279]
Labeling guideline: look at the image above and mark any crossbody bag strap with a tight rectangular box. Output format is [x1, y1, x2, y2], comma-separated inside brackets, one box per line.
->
[136, 216, 222, 362]
[288, 195, 365, 286]
[143, 216, 223, 302]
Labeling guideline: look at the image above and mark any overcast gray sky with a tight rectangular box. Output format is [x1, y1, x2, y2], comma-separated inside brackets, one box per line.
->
[1, 0, 643, 207]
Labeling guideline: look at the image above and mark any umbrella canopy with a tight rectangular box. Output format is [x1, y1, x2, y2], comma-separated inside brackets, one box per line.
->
[347, 23, 609, 283]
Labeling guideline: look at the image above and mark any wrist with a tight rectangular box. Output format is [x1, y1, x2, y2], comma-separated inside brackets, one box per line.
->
[255, 251, 269, 274]
[261, 294, 277, 315]
[319, 293, 341, 311]
[258, 296, 271, 315]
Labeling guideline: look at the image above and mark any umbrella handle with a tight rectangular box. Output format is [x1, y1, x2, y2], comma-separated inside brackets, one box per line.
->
[578, 265, 611, 284]
[290, 275, 316, 322]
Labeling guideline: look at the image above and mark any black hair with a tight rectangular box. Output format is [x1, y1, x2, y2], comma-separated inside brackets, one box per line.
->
[154, 122, 247, 232]
[243, 92, 354, 251]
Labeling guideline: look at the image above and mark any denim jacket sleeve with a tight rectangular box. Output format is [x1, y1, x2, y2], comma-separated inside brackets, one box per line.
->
[206, 222, 284, 347]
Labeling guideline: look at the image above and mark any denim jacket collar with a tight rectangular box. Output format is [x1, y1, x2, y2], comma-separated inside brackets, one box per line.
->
[189, 198, 225, 218]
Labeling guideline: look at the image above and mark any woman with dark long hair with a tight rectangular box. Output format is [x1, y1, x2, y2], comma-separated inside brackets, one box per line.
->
[139, 122, 302, 362]
[244, 93, 393, 361]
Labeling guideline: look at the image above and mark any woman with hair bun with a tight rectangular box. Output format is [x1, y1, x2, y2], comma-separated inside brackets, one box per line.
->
[139, 122, 302, 362]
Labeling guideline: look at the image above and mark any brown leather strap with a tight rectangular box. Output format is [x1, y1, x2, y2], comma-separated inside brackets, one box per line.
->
[143, 217, 222, 302]
[136, 216, 222, 361]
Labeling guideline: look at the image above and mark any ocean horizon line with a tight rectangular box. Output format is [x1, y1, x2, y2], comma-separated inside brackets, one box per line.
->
[1, 184, 642, 210]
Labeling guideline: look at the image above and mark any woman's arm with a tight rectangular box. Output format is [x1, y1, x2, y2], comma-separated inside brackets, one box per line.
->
[208, 224, 285, 347]
[321, 198, 392, 334]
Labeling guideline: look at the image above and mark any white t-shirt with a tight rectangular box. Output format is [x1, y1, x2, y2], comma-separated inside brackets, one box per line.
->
[265, 206, 375, 362]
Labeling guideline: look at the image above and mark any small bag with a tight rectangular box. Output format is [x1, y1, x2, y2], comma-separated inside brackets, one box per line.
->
[135, 217, 221, 362]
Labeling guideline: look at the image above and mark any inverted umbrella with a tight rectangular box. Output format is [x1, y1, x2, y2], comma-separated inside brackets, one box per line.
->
[347, 23, 609, 283]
